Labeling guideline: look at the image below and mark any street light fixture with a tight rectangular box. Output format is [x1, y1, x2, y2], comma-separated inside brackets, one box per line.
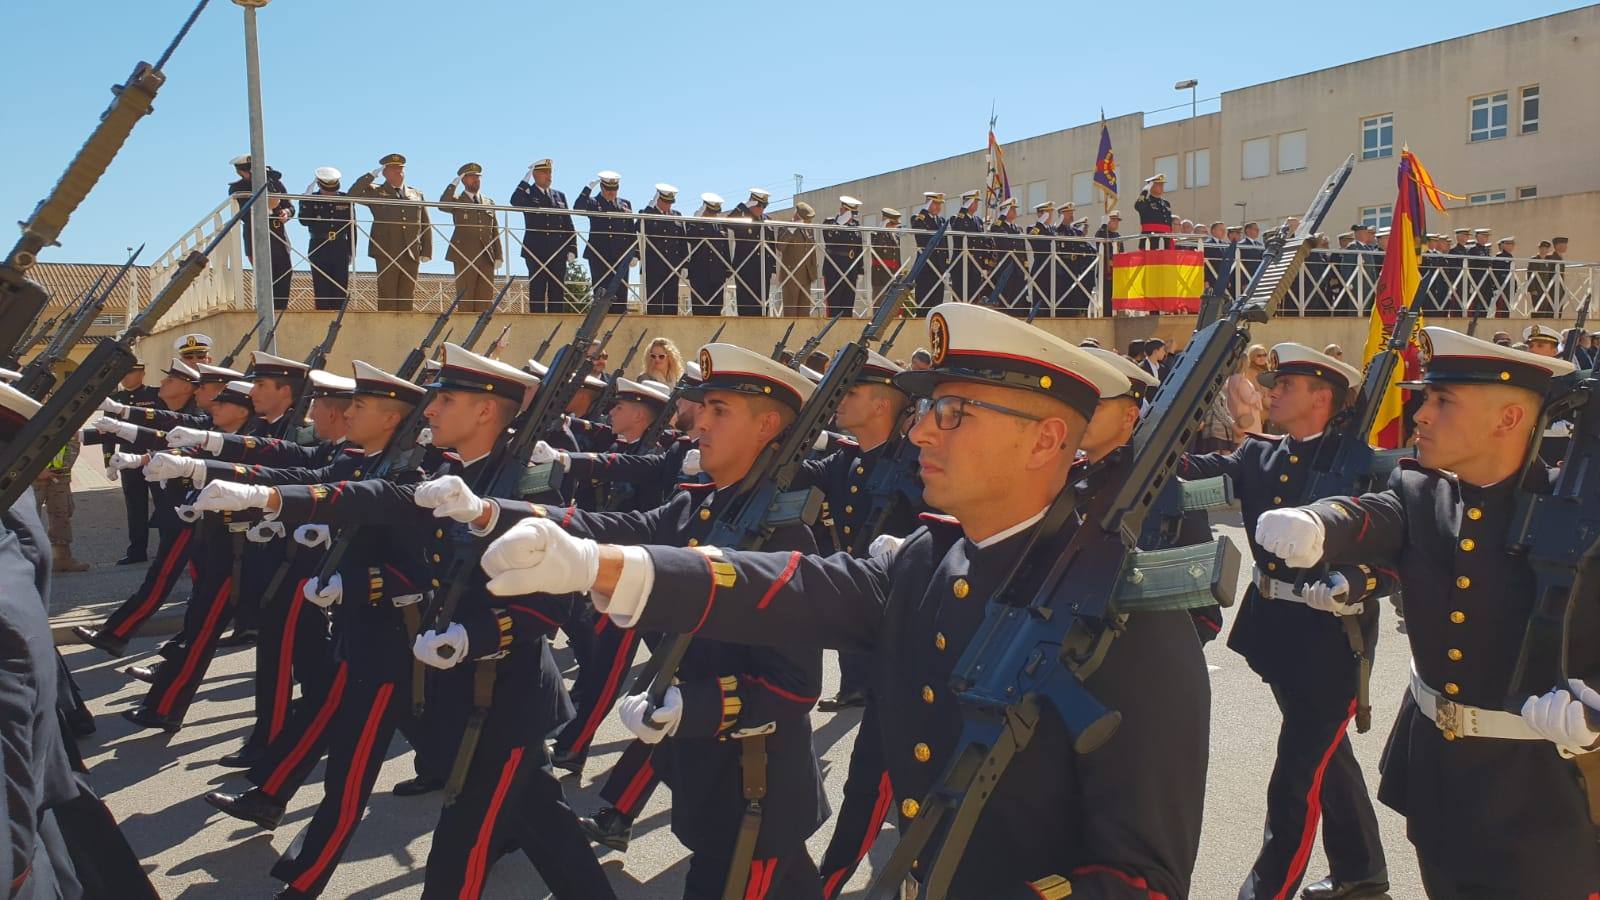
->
[1234, 201, 1249, 227]
[1174, 79, 1199, 220]
[234, 0, 275, 353]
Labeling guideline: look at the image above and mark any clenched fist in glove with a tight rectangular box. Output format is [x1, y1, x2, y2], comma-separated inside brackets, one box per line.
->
[1298, 571, 1362, 616]
[294, 524, 331, 548]
[617, 688, 682, 744]
[413, 475, 490, 523]
[869, 533, 904, 563]
[1522, 679, 1600, 755]
[680, 448, 702, 477]
[91, 416, 137, 441]
[481, 517, 600, 597]
[109, 451, 147, 470]
[303, 574, 343, 609]
[529, 440, 569, 470]
[166, 426, 224, 453]
[191, 480, 272, 513]
[1254, 509, 1326, 569]
[98, 397, 128, 416]
[144, 452, 205, 484]
[413, 623, 469, 669]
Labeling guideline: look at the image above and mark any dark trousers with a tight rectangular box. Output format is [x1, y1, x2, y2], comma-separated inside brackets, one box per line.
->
[141, 549, 235, 721]
[644, 258, 680, 315]
[912, 264, 945, 315]
[100, 524, 193, 645]
[823, 264, 858, 317]
[689, 269, 729, 315]
[685, 847, 822, 900]
[245, 569, 334, 755]
[119, 468, 152, 558]
[598, 738, 662, 817]
[837, 650, 870, 697]
[734, 261, 771, 317]
[308, 244, 350, 311]
[819, 710, 892, 899]
[420, 716, 615, 900]
[589, 257, 630, 312]
[525, 254, 567, 313]
[227, 539, 279, 635]
[1238, 685, 1386, 899]
[553, 617, 640, 761]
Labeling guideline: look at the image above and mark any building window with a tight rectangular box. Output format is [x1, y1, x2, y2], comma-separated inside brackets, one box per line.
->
[1071, 171, 1094, 208]
[1278, 130, 1308, 173]
[1468, 190, 1507, 205]
[1470, 92, 1508, 142]
[1152, 155, 1179, 190]
[1184, 148, 1210, 188]
[1242, 137, 1270, 179]
[1520, 85, 1540, 135]
[1025, 180, 1049, 214]
[1518, 185, 1538, 200]
[1359, 204, 1393, 229]
[1361, 114, 1394, 160]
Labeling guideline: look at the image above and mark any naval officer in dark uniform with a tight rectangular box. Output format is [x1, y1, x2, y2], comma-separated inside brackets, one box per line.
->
[299, 167, 354, 310]
[510, 158, 578, 313]
[1258, 327, 1597, 900]
[1134, 173, 1173, 250]
[479, 302, 1211, 899]
[909, 191, 948, 314]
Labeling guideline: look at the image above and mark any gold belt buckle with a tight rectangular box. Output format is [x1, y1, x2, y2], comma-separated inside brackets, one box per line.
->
[1435, 697, 1462, 739]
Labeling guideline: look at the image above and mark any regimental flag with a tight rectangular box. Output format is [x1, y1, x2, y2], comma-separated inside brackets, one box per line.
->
[1364, 149, 1459, 447]
[1093, 111, 1118, 213]
[983, 115, 1011, 226]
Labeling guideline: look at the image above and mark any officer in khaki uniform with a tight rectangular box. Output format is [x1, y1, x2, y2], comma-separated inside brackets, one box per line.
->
[349, 153, 433, 310]
[34, 359, 87, 573]
[777, 202, 819, 316]
[440, 162, 502, 313]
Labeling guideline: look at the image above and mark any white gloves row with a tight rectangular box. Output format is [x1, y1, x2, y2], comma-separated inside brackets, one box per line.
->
[91, 416, 137, 442]
[167, 426, 224, 454]
[1524, 679, 1600, 755]
[1254, 509, 1326, 569]
[143, 452, 207, 485]
[529, 440, 570, 470]
[191, 480, 272, 512]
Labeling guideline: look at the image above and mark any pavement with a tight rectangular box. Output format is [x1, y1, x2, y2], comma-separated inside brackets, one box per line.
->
[53, 460, 1427, 898]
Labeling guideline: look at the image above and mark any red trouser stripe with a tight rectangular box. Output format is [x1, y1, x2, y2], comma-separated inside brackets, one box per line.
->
[265, 662, 349, 797]
[570, 624, 639, 754]
[109, 528, 192, 638]
[1272, 699, 1358, 900]
[156, 575, 231, 716]
[291, 679, 393, 892]
[744, 858, 778, 900]
[270, 579, 309, 743]
[460, 747, 525, 900]
[616, 756, 655, 815]
[822, 770, 895, 899]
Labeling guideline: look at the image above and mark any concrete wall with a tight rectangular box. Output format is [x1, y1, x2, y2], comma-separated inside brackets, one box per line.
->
[139, 309, 1563, 379]
[1141, 113, 1222, 228]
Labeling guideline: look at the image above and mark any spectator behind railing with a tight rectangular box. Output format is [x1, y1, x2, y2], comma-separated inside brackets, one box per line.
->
[638, 337, 684, 385]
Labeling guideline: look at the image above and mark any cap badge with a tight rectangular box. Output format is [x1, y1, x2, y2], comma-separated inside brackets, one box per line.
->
[1416, 330, 1433, 367]
[929, 313, 949, 366]
[699, 348, 714, 378]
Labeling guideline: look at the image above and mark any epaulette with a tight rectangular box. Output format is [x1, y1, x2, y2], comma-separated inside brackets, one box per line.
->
[676, 481, 716, 491]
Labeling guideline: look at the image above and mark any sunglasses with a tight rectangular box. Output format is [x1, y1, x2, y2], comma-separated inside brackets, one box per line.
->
[913, 395, 1043, 431]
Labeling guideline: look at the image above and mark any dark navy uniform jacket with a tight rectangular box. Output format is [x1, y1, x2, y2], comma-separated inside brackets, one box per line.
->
[300, 192, 354, 254]
[910, 209, 949, 269]
[619, 510, 1209, 898]
[1181, 433, 1385, 706]
[793, 438, 924, 555]
[573, 187, 637, 271]
[1306, 460, 1600, 895]
[509, 180, 577, 263]
[1133, 192, 1172, 233]
[485, 484, 827, 857]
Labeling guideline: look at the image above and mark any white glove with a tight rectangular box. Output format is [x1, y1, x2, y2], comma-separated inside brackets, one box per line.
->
[586, 179, 600, 191]
[417, 427, 433, 446]
[812, 431, 836, 451]
[166, 426, 223, 453]
[98, 397, 128, 416]
[680, 448, 702, 477]
[294, 524, 332, 548]
[413, 622, 469, 669]
[481, 517, 601, 597]
[91, 416, 137, 441]
[369, 167, 383, 179]
[1299, 571, 1363, 616]
[191, 480, 272, 513]
[413, 474, 489, 523]
[175, 505, 201, 523]
[109, 451, 146, 470]
[529, 440, 570, 470]
[617, 688, 683, 744]
[1254, 509, 1327, 569]
[303, 574, 343, 609]
[104, 465, 119, 483]
[525, 165, 538, 181]
[1521, 678, 1600, 755]
[143, 452, 204, 484]
[869, 533, 905, 563]
[450, 175, 461, 188]
[246, 520, 285, 543]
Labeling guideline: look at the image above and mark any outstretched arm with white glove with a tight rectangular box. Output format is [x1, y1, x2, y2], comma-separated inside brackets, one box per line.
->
[1523, 678, 1600, 756]
[144, 452, 208, 485]
[1253, 509, 1328, 570]
[302, 574, 343, 609]
[190, 480, 274, 513]
[166, 426, 224, 454]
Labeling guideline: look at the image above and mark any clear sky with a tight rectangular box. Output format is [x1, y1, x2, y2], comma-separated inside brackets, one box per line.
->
[0, 0, 1583, 265]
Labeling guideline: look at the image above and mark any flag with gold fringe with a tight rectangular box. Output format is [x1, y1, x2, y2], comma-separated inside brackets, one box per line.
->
[983, 113, 1011, 226]
[1093, 111, 1118, 213]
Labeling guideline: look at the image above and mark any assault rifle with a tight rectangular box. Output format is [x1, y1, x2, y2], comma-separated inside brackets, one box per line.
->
[1561, 295, 1592, 364]
[218, 317, 263, 369]
[15, 245, 142, 399]
[393, 286, 467, 382]
[865, 156, 1354, 900]
[790, 311, 844, 370]
[0, 0, 209, 357]
[7, 273, 103, 368]
[458, 279, 514, 352]
[279, 280, 356, 429]
[483, 323, 513, 360]
[531, 321, 561, 363]
[1194, 239, 1241, 330]
[0, 185, 263, 511]
[770, 321, 795, 361]
[593, 329, 647, 415]
[877, 313, 910, 357]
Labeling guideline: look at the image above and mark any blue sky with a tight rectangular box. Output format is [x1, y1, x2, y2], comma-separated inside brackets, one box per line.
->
[1, 0, 1582, 264]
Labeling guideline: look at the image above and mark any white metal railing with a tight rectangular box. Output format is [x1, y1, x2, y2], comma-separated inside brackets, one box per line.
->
[140, 193, 1598, 328]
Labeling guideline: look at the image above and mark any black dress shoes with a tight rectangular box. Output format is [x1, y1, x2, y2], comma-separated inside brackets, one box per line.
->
[71, 626, 128, 659]
[1301, 876, 1391, 899]
[391, 775, 445, 797]
[125, 664, 160, 684]
[578, 806, 635, 852]
[121, 707, 181, 733]
[204, 788, 284, 830]
[817, 688, 867, 711]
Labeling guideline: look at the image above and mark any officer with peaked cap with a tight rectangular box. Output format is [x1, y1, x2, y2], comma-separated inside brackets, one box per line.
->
[440, 163, 503, 313]
[986, 197, 1025, 313]
[777, 200, 819, 316]
[948, 189, 986, 303]
[414, 340, 824, 897]
[350, 154, 433, 311]
[1256, 328, 1596, 898]
[822, 196, 865, 316]
[1024, 201, 1057, 314]
[106, 363, 162, 564]
[509, 158, 578, 313]
[174, 332, 214, 364]
[909, 191, 949, 314]
[300, 167, 355, 310]
[574, 171, 637, 312]
[1093, 211, 1123, 315]
[687, 193, 734, 316]
[1180, 343, 1390, 900]
[869, 207, 904, 310]
[640, 183, 687, 315]
[729, 188, 775, 317]
[229, 154, 296, 310]
[1135, 173, 1173, 250]
[187, 342, 616, 898]
[476, 302, 1210, 898]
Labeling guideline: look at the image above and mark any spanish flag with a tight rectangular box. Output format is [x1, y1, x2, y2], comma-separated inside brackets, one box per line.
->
[1364, 149, 1459, 447]
[1111, 248, 1205, 313]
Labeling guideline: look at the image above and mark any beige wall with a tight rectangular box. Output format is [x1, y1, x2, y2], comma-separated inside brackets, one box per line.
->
[1141, 114, 1222, 228]
[1220, 7, 1600, 232]
[139, 309, 1569, 380]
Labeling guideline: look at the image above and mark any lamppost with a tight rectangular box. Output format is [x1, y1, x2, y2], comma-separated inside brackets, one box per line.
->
[1174, 79, 1198, 220]
[234, 0, 275, 353]
[1234, 200, 1249, 227]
